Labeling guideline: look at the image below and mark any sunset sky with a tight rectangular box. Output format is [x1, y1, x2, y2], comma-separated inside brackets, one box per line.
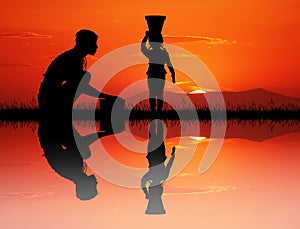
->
[0, 0, 299, 102]
[1, 2, 299, 227]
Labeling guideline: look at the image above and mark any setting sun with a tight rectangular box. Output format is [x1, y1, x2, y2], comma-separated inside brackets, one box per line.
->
[189, 89, 207, 94]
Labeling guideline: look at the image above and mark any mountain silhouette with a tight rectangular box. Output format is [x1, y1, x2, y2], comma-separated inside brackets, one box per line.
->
[221, 88, 300, 108]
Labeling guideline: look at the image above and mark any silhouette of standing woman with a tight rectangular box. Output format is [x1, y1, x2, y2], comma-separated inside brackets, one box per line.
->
[38, 29, 100, 118]
[141, 31, 176, 113]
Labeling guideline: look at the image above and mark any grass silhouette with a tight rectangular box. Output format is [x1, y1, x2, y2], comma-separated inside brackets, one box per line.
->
[127, 99, 299, 120]
[0, 98, 40, 121]
[0, 98, 299, 121]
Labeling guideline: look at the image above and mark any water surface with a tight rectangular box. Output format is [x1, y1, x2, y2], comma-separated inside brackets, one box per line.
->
[0, 120, 299, 228]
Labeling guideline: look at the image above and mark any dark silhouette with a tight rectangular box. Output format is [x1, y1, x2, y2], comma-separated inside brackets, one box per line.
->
[38, 117, 119, 200]
[38, 29, 102, 118]
[38, 119, 96, 200]
[141, 119, 176, 214]
[36, 29, 128, 200]
[141, 16, 175, 113]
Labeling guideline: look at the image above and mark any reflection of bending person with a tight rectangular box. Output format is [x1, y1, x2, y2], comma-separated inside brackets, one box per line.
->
[141, 31, 175, 113]
[38, 119, 114, 200]
[141, 119, 176, 214]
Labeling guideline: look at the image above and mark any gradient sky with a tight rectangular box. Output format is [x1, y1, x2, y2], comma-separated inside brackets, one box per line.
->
[0, 0, 299, 102]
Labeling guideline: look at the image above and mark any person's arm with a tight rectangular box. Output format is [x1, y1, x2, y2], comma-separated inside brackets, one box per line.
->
[165, 51, 175, 83]
[85, 84, 100, 98]
[83, 72, 101, 98]
[141, 31, 150, 57]
[75, 71, 100, 98]
[164, 147, 176, 179]
[141, 172, 150, 199]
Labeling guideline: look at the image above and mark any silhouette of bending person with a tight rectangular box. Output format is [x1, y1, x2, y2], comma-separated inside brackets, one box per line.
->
[141, 119, 176, 214]
[38, 29, 101, 118]
[141, 31, 175, 113]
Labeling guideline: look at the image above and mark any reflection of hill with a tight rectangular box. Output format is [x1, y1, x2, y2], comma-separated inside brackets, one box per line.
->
[129, 119, 300, 142]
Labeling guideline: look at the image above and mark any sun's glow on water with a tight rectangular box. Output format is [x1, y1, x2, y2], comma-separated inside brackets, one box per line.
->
[189, 136, 207, 141]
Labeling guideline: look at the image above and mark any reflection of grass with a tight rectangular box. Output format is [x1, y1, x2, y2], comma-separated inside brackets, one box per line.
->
[0, 120, 38, 133]
[128, 119, 299, 133]
[0, 98, 299, 120]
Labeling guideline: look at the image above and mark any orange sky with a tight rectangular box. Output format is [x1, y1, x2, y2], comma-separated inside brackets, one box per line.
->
[0, 0, 299, 102]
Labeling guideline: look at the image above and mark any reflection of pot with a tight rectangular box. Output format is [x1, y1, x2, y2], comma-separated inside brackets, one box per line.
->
[145, 185, 166, 215]
[145, 15, 166, 42]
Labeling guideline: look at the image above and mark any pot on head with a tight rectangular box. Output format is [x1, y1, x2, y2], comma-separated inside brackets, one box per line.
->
[145, 15, 166, 34]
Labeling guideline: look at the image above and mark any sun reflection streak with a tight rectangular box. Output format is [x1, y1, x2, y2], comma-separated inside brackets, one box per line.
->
[164, 183, 237, 196]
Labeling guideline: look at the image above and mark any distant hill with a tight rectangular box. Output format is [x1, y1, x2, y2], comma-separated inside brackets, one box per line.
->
[220, 88, 300, 109]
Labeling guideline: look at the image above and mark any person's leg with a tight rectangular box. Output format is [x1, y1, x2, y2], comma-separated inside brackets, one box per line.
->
[149, 98, 156, 112]
[147, 78, 157, 112]
[157, 98, 163, 112]
[156, 119, 163, 140]
[156, 79, 165, 112]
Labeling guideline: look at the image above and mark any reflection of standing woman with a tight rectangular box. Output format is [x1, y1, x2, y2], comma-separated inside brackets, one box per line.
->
[141, 31, 175, 113]
[141, 120, 176, 214]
